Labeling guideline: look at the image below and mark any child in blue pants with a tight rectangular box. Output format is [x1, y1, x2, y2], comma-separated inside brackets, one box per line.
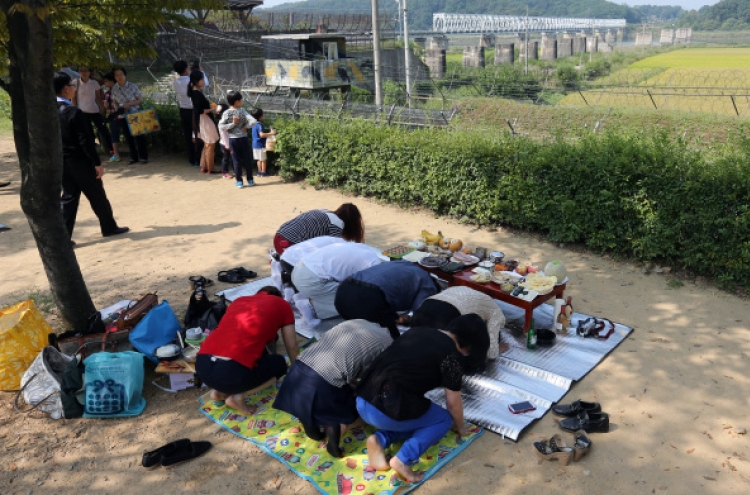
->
[217, 91, 256, 188]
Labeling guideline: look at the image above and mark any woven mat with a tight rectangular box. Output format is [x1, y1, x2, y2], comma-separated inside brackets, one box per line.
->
[198, 381, 483, 495]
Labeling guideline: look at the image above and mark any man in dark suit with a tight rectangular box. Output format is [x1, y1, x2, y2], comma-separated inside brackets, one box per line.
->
[55, 71, 128, 243]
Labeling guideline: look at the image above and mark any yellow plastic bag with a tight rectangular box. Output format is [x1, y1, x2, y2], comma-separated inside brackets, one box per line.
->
[0, 300, 52, 391]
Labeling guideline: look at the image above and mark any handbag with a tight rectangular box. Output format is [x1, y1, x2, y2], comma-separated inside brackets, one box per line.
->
[117, 292, 158, 331]
[129, 300, 181, 363]
[125, 106, 161, 137]
[83, 351, 146, 418]
[14, 346, 72, 419]
[55, 308, 139, 358]
[0, 300, 53, 391]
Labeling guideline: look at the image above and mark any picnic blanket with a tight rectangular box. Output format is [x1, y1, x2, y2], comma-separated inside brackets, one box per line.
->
[198, 381, 483, 495]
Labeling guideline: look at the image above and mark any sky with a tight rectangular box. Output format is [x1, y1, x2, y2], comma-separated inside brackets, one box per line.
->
[260, 0, 722, 10]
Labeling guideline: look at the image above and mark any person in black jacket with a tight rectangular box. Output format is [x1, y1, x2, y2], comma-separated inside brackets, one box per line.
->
[55, 71, 128, 242]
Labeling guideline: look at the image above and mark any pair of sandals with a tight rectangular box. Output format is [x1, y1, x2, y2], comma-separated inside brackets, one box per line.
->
[217, 267, 257, 284]
[533, 430, 592, 466]
[189, 275, 213, 291]
[576, 317, 615, 340]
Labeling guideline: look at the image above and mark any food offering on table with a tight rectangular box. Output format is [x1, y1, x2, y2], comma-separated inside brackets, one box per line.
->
[381, 245, 416, 259]
[450, 250, 479, 266]
[519, 272, 558, 295]
[418, 256, 450, 268]
[470, 270, 491, 283]
[510, 286, 538, 301]
[490, 270, 523, 292]
[408, 240, 427, 251]
[420, 229, 443, 245]
[544, 260, 568, 282]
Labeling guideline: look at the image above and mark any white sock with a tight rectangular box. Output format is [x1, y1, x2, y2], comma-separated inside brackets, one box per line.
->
[293, 295, 320, 326]
[283, 287, 296, 304]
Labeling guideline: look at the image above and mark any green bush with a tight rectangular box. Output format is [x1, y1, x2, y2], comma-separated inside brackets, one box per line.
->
[276, 116, 750, 289]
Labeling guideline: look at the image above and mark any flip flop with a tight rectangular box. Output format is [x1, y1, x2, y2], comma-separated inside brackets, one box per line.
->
[232, 267, 257, 279]
[217, 270, 246, 284]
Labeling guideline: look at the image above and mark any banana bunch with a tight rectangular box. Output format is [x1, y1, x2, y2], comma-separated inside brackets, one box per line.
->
[421, 229, 443, 245]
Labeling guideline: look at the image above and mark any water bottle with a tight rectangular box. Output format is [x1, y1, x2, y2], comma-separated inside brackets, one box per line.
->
[526, 318, 537, 349]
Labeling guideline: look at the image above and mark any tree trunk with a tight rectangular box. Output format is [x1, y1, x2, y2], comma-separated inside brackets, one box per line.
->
[1, 1, 97, 331]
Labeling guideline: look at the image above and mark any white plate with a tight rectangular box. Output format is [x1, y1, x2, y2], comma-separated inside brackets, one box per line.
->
[450, 255, 479, 266]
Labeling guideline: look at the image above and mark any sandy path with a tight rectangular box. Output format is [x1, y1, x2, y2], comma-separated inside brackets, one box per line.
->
[1, 139, 749, 495]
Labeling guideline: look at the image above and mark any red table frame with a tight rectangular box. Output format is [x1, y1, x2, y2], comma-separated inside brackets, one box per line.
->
[418, 264, 566, 331]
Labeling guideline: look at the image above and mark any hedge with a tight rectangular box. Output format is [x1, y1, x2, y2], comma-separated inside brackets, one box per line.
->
[275, 116, 750, 289]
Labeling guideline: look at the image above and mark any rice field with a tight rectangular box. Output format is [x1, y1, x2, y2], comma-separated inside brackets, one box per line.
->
[559, 47, 750, 117]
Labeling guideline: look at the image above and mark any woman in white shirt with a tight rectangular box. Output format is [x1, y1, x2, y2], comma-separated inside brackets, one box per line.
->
[74, 66, 113, 160]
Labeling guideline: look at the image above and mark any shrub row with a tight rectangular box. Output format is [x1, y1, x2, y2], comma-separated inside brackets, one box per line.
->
[276, 116, 750, 289]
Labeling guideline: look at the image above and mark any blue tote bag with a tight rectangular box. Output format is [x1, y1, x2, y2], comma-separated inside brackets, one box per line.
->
[128, 300, 181, 363]
[83, 351, 146, 418]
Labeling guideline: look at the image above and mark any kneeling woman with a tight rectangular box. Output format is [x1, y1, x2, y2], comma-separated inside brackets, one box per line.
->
[356, 315, 489, 482]
[273, 319, 393, 457]
[197, 287, 299, 415]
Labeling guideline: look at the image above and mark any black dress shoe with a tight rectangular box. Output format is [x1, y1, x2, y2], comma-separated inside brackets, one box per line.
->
[142, 438, 191, 469]
[161, 440, 212, 469]
[559, 411, 610, 433]
[552, 399, 601, 417]
[103, 226, 130, 237]
[325, 425, 343, 458]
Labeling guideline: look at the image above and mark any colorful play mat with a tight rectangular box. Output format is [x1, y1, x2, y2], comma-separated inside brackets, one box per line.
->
[198, 381, 483, 495]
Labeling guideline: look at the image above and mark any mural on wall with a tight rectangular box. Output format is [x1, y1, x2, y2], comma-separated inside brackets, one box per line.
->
[264, 59, 367, 89]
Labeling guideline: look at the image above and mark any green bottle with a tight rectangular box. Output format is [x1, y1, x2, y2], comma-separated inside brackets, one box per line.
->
[527, 318, 537, 349]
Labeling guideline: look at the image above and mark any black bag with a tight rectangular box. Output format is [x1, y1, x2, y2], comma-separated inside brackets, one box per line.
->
[59, 352, 86, 419]
[198, 295, 227, 331]
[183, 288, 212, 329]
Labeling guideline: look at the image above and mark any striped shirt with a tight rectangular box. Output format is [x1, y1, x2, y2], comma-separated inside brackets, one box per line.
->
[277, 209, 344, 244]
[426, 286, 505, 359]
[299, 319, 393, 388]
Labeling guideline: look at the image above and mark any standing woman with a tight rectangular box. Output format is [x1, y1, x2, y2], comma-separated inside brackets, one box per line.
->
[111, 67, 148, 164]
[187, 70, 219, 174]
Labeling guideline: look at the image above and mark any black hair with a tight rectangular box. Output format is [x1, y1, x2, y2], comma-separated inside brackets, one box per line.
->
[216, 99, 229, 119]
[53, 71, 72, 95]
[112, 66, 127, 76]
[173, 60, 188, 74]
[333, 203, 364, 243]
[102, 72, 115, 83]
[186, 70, 204, 97]
[447, 314, 489, 373]
[250, 108, 263, 120]
[226, 90, 243, 106]
[257, 286, 283, 298]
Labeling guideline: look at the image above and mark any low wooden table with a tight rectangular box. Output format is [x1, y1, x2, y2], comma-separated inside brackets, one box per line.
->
[451, 270, 566, 331]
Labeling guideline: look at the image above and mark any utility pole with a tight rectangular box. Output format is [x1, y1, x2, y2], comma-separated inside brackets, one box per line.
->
[403, 0, 412, 108]
[525, 7, 529, 76]
[371, 0, 383, 106]
[396, 0, 402, 43]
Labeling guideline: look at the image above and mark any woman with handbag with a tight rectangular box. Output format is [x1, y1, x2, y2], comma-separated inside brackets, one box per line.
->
[187, 70, 219, 174]
[111, 67, 149, 164]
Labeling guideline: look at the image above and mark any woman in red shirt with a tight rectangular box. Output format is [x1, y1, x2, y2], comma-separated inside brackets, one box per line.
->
[197, 287, 299, 414]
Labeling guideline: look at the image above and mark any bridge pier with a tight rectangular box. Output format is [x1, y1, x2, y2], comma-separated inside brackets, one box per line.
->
[541, 36, 557, 61]
[587, 37, 598, 53]
[605, 29, 616, 44]
[463, 46, 485, 68]
[518, 40, 538, 61]
[557, 38, 573, 58]
[494, 43, 514, 65]
[572, 37, 586, 54]
[424, 48, 446, 79]
[478, 34, 495, 48]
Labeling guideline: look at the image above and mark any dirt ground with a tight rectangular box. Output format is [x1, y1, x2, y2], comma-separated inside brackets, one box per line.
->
[1, 137, 750, 495]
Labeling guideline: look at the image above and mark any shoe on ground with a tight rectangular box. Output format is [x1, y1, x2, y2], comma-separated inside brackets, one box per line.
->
[552, 400, 601, 417]
[235, 181, 244, 188]
[128, 159, 138, 164]
[222, 173, 233, 179]
[559, 411, 610, 433]
[141, 159, 149, 164]
[247, 180, 255, 187]
[161, 440, 212, 469]
[109, 155, 120, 162]
[103, 226, 129, 237]
[142, 438, 191, 469]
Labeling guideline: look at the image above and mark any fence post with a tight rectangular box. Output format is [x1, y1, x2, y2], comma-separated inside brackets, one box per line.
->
[730, 95, 740, 116]
[646, 89, 658, 109]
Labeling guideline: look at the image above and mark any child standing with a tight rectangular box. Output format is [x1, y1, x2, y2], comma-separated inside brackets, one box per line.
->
[187, 70, 219, 174]
[218, 91, 256, 188]
[250, 108, 276, 177]
[215, 101, 234, 179]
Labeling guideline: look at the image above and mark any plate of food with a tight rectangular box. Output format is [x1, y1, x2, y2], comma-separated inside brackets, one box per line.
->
[450, 252, 479, 266]
[382, 245, 416, 259]
[418, 256, 449, 268]
[518, 272, 558, 295]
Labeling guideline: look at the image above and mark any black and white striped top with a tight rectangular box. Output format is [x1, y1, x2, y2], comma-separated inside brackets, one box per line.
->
[299, 319, 393, 388]
[277, 209, 343, 244]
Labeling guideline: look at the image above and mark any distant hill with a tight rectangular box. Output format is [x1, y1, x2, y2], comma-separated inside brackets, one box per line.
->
[258, 0, 644, 31]
[678, 0, 750, 30]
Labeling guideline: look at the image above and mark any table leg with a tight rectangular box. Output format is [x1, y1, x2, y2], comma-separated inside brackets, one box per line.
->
[524, 309, 532, 332]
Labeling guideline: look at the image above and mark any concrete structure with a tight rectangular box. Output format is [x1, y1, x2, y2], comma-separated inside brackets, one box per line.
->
[675, 28, 692, 43]
[541, 37, 557, 60]
[572, 37, 586, 54]
[433, 13, 625, 34]
[478, 34, 495, 47]
[587, 37, 598, 53]
[462, 46, 485, 68]
[518, 41, 538, 60]
[494, 43, 514, 65]
[660, 29, 674, 45]
[605, 30, 615, 44]
[598, 43, 613, 53]
[562, 31, 572, 39]
[594, 30, 604, 42]
[617, 28, 625, 43]
[427, 35, 449, 50]
[635, 32, 653, 46]
[557, 38, 573, 58]
[424, 49, 446, 79]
